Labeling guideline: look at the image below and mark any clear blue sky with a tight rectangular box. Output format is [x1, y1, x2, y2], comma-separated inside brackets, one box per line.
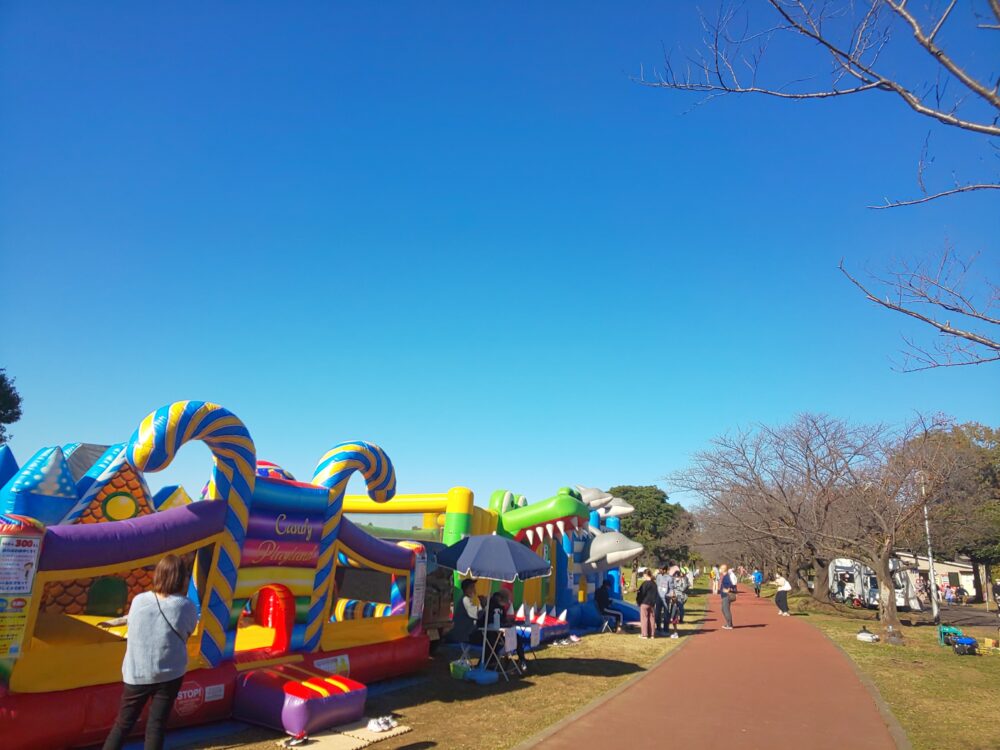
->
[2, 3, 997, 507]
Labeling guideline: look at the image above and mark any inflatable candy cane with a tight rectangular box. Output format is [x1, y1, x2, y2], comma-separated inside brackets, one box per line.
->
[127, 401, 256, 666]
[307, 441, 396, 650]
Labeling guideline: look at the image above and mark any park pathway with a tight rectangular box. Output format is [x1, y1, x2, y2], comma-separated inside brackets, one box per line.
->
[527, 593, 901, 750]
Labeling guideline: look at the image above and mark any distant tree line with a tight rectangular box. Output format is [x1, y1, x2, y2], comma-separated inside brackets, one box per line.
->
[613, 484, 695, 570]
[0, 369, 22, 445]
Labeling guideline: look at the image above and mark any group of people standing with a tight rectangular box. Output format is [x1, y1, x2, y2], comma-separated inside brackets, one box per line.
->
[709, 563, 793, 630]
[635, 562, 689, 639]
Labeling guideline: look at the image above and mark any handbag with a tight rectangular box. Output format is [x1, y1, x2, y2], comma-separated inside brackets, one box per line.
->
[154, 594, 188, 644]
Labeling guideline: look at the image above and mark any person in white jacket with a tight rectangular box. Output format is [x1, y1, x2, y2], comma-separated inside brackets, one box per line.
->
[773, 573, 792, 616]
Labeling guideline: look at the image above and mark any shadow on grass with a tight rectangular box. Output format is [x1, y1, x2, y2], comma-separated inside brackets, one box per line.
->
[367, 671, 535, 711]
[534, 657, 645, 678]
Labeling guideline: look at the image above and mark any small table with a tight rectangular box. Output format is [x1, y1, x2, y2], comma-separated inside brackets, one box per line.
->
[479, 624, 518, 681]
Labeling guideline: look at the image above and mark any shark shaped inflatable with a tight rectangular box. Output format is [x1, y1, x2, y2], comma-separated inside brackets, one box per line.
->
[582, 529, 644, 572]
[597, 496, 635, 519]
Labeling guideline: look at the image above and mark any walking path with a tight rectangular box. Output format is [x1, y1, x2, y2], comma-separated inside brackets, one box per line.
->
[527, 593, 901, 750]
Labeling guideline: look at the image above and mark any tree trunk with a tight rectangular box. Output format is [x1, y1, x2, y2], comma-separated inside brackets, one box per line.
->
[874, 546, 903, 636]
[811, 557, 830, 602]
[791, 555, 811, 594]
[983, 562, 994, 611]
[970, 558, 985, 604]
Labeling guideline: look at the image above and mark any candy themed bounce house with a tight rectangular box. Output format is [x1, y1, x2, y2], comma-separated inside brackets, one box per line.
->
[0, 401, 436, 748]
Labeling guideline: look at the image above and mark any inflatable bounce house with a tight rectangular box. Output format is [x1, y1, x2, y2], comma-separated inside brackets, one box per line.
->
[0, 401, 435, 747]
[488, 485, 644, 632]
[344, 483, 644, 638]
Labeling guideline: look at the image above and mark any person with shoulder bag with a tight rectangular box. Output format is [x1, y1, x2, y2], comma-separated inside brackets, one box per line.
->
[99, 554, 199, 750]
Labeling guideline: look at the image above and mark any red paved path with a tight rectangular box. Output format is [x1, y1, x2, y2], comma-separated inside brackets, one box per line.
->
[529, 593, 899, 750]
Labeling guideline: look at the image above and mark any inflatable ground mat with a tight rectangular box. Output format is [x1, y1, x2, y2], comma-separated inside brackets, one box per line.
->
[234, 663, 367, 737]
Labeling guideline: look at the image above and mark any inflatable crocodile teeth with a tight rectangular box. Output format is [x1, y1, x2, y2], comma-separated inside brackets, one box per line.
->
[490, 487, 589, 543]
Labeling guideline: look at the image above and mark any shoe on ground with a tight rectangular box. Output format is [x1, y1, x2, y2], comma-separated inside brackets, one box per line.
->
[722, 625, 734, 630]
[383, 716, 399, 729]
[569, 634, 581, 643]
[670, 633, 679, 639]
[367, 719, 384, 733]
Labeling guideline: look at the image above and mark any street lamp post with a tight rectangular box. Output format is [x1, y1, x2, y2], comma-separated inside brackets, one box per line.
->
[917, 471, 940, 625]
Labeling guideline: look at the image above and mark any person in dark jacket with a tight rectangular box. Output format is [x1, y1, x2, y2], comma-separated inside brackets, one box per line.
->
[595, 580, 623, 632]
[636, 569, 659, 638]
[487, 588, 528, 673]
[719, 563, 736, 630]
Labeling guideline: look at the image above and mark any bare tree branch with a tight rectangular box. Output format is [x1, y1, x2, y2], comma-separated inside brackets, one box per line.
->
[839, 254, 1000, 370]
[641, 1, 1000, 209]
[868, 183, 1000, 209]
[884, 0, 1000, 110]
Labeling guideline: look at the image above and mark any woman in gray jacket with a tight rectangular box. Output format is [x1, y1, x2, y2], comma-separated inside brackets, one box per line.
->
[100, 554, 199, 750]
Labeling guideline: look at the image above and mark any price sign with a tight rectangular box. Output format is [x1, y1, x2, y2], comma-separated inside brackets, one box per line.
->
[0, 534, 43, 657]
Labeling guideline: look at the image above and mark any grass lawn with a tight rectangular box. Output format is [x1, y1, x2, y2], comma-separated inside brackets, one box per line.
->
[786, 596, 1000, 750]
[193, 588, 707, 750]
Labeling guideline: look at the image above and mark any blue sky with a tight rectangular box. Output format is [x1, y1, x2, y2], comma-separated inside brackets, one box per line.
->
[1, 2, 997, 508]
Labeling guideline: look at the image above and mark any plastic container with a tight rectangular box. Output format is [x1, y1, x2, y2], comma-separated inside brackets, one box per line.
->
[449, 660, 471, 680]
[465, 667, 499, 685]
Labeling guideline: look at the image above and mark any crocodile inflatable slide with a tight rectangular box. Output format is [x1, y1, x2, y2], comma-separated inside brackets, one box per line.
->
[344, 483, 645, 636]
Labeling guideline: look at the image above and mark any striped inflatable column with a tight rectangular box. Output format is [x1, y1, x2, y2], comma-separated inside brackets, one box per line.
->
[127, 401, 256, 667]
[556, 527, 575, 611]
[308, 441, 395, 651]
[606, 515, 622, 594]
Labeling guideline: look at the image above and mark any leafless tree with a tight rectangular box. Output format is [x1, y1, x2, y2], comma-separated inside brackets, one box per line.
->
[673, 413, 954, 634]
[641, 1, 999, 368]
[673, 414, 884, 600]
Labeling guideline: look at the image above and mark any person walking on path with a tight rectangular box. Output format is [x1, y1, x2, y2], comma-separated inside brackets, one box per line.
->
[636, 569, 659, 638]
[710, 565, 720, 595]
[719, 563, 736, 630]
[99, 554, 199, 750]
[752, 567, 764, 597]
[773, 573, 792, 616]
